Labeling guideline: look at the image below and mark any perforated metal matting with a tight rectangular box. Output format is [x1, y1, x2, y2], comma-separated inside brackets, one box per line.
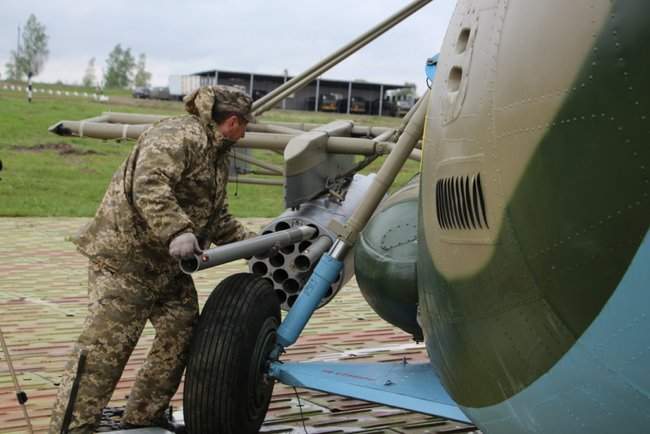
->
[0, 218, 478, 433]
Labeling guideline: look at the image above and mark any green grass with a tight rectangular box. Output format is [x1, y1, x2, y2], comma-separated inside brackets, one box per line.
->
[0, 85, 418, 218]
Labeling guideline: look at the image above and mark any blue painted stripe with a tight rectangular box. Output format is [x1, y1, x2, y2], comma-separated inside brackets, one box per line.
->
[464, 231, 650, 434]
[276, 254, 344, 347]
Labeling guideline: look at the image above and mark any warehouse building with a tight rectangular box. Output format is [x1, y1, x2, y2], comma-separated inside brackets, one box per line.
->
[172, 69, 415, 117]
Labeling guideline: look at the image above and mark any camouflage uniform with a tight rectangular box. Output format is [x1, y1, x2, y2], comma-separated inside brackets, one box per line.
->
[49, 86, 256, 434]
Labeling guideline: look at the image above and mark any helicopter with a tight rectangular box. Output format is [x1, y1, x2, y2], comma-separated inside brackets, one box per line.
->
[50, 0, 650, 432]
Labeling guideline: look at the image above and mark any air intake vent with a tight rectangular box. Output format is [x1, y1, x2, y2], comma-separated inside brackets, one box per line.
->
[436, 174, 488, 230]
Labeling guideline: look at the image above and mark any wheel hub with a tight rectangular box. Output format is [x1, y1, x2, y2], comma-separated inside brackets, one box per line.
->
[247, 316, 279, 419]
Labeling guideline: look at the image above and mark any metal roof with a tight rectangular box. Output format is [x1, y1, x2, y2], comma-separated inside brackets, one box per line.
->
[192, 68, 414, 90]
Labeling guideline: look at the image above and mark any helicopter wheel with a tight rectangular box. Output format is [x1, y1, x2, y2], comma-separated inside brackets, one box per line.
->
[184, 273, 280, 434]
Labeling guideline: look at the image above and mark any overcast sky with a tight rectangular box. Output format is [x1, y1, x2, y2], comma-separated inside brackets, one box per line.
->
[1, 0, 456, 96]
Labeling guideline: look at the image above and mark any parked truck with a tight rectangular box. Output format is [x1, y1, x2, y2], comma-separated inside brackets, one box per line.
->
[168, 74, 201, 100]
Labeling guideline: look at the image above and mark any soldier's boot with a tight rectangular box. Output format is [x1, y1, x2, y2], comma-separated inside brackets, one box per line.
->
[120, 408, 186, 434]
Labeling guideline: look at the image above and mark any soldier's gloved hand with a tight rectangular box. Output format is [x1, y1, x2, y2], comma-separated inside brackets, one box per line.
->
[169, 232, 202, 259]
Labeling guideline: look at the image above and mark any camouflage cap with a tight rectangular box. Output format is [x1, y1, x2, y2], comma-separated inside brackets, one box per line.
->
[184, 85, 255, 125]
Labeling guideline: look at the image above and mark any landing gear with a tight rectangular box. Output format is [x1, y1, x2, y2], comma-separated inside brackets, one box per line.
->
[184, 273, 280, 434]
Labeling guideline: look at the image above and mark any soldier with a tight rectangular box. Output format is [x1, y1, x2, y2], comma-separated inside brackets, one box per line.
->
[48, 85, 257, 434]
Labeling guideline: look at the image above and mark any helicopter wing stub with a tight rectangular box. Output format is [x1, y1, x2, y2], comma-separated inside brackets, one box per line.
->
[270, 361, 472, 424]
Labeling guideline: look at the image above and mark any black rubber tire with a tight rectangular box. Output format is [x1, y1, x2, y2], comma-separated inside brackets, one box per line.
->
[184, 273, 280, 434]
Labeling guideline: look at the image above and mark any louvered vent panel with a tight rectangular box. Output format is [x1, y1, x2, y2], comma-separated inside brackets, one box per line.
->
[435, 174, 488, 230]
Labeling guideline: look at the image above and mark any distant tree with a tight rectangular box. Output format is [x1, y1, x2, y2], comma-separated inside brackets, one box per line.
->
[4, 15, 50, 80]
[82, 57, 96, 87]
[104, 44, 136, 88]
[5, 53, 21, 80]
[22, 15, 49, 76]
[133, 53, 152, 87]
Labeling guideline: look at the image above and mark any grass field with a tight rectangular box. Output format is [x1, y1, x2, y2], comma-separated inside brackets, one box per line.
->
[0, 83, 418, 218]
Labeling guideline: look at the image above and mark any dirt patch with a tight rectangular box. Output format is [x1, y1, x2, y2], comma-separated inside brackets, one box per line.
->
[12, 143, 103, 156]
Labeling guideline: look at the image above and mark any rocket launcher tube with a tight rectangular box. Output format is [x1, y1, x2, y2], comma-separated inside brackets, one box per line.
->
[294, 236, 333, 271]
[179, 226, 316, 274]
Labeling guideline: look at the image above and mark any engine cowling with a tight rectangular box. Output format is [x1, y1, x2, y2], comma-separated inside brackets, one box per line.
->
[355, 175, 422, 340]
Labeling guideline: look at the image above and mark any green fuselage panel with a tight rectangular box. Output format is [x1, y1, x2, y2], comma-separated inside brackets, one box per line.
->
[418, 0, 650, 408]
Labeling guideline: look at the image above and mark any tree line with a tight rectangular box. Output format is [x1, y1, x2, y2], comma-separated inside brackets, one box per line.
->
[5, 14, 152, 89]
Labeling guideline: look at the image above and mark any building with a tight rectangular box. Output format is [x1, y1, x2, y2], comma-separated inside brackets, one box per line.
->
[171, 69, 414, 117]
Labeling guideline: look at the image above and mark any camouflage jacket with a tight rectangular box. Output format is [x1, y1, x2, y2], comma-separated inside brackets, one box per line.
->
[73, 114, 252, 277]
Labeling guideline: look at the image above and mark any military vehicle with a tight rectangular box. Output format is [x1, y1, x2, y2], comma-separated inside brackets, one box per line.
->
[384, 87, 417, 117]
[338, 95, 369, 114]
[131, 86, 150, 99]
[49, 0, 650, 433]
[319, 92, 341, 112]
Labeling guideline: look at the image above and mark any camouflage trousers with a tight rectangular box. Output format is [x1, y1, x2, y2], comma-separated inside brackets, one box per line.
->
[48, 262, 198, 434]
